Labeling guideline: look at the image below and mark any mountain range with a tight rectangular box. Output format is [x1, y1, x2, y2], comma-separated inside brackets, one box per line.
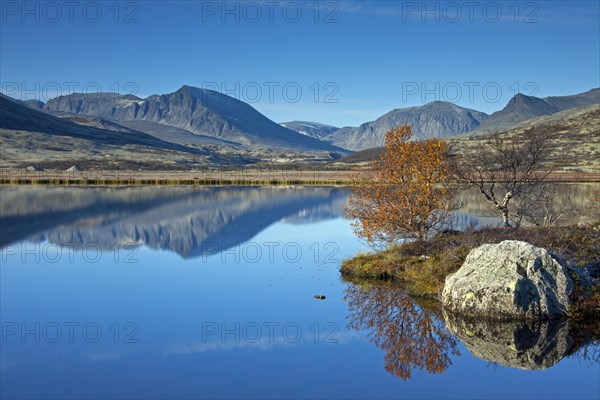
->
[2, 86, 599, 162]
[0, 94, 252, 169]
[325, 101, 488, 151]
[40, 85, 343, 152]
[474, 89, 600, 133]
[338, 103, 600, 174]
[0, 94, 197, 153]
[451, 103, 600, 174]
[324, 88, 599, 150]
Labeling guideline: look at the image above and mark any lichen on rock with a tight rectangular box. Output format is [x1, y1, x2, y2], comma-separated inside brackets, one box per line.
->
[442, 240, 574, 320]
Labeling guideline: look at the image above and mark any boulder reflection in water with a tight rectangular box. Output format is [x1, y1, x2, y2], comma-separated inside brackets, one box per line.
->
[444, 311, 599, 370]
[344, 280, 599, 380]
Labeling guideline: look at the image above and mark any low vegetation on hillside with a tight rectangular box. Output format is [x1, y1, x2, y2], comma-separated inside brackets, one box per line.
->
[449, 105, 600, 174]
[336, 105, 600, 175]
[342, 120, 600, 317]
[341, 225, 599, 306]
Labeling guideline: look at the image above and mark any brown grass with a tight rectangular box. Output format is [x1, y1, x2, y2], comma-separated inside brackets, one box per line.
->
[341, 224, 600, 315]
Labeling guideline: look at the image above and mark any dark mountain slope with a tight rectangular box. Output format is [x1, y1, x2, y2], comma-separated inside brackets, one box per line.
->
[44, 86, 345, 152]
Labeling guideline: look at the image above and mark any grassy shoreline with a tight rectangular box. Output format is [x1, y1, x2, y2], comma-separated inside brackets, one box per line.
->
[1, 169, 598, 186]
[0, 169, 356, 186]
[340, 225, 600, 317]
[0, 177, 353, 186]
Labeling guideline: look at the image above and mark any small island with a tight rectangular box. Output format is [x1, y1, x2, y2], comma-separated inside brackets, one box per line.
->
[341, 124, 599, 322]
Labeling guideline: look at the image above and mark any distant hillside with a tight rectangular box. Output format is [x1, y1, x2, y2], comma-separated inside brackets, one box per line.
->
[450, 104, 600, 173]
[280, 121, 339, 139]
[475, 88, 599, 132]
[0, 94, 249, 169]
[544, 88, 600, 111]
[326, 101, 488, 151]
[0, 94, 196, 152]
[337, 147, 385, 164]
[22, 99, 45, 110]
[335, 104, 600, 173]
[43, 86, 345, 153]
[111, 120, 240, 148]
[28, 99, 256, 148]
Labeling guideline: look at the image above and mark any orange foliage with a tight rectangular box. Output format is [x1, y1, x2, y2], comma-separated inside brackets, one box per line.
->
[345, 125, 456, 245]
[345, 282, 459, 380]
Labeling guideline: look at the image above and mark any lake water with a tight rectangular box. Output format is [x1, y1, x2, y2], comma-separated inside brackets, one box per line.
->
[1, 186, 598, 399]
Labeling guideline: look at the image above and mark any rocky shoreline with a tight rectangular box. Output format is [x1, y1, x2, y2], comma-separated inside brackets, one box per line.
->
[341, 225, 600, 321]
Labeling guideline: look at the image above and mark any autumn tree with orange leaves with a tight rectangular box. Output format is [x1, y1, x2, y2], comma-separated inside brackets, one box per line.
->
[345, 125, 457, 245]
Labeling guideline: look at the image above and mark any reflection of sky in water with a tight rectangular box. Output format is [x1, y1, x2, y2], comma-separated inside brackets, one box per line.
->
[1, 187, 598, 399]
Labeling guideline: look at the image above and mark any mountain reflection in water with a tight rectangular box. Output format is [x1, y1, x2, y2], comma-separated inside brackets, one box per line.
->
[1, 185, 598, 385]
[2, 184, 595, 256]
[0, 186, 349, 258]
[344, 281, 599, 380]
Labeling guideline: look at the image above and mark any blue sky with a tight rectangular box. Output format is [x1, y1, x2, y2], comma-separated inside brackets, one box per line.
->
[1, 0, 599, 127]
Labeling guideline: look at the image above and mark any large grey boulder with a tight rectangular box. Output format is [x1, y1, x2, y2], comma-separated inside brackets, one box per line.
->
[442, 240, 573, 320]
[443, 311, 573, 370]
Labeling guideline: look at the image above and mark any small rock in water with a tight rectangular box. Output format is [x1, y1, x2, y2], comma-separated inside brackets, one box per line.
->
[313, 295, 326, 300]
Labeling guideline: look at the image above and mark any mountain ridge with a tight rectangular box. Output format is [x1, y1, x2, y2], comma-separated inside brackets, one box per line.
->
[327, 88, 599, 150]
[43, 86, 345, 153]
[8, 86, 599, 155]
[335, 103, 600, 173]
[325, 101, 488, 151]
[474, 88, 600, 133]
[0, 94, 200, 153]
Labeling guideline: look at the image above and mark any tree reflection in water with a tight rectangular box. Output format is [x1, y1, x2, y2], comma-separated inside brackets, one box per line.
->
[344, 281, 460, 380]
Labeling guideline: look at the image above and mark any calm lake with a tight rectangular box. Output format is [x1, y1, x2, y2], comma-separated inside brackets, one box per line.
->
[1, 185, 598, 399]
